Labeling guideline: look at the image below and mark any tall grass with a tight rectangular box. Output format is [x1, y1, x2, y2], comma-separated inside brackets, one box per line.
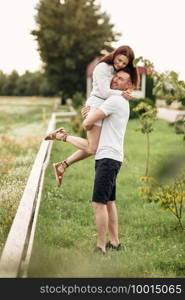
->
[28, 118, 185, 278]
[0, 96, 57, 253]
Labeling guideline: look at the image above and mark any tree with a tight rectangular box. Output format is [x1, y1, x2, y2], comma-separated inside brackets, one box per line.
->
[134, 56, 185, 107]
[32, 0, 120, 99]
[133, 102, 157, 176]
[0, 71, 7, 95]
[2, 70, 19, 96]
[153, 71, 185, 106]
[145, 74, 156, 104]
[0, 69, 55, 97]
[15, 71, 31, 96]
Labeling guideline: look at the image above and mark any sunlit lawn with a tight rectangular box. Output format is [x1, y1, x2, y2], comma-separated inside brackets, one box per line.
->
[28, 118, 185, 278]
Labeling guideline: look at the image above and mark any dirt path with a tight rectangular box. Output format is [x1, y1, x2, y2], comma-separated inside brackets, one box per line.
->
[157, 107, 185, 123]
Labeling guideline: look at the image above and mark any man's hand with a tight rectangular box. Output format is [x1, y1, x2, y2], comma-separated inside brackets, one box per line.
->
[82, 119, 93, 131]
[122, 89, 134, 101]
[81, 105, 90, 118]
[82, 108, 106, 131]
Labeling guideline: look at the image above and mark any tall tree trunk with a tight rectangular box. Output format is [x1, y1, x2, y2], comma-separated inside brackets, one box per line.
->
[145, 133, 150, 176]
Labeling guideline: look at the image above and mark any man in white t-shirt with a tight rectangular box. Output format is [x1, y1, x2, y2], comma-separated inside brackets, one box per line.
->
[82, 70, 131, 254]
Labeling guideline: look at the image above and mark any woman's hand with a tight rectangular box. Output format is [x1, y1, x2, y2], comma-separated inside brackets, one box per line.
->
[81, 105, 90, 118]
[122, 89, 134, 101]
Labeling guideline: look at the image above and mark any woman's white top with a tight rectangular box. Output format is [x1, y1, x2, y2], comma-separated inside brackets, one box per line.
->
[85, 62, 122, 108]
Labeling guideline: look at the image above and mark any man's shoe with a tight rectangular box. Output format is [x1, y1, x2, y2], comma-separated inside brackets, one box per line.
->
[94, 247, 106, 255]
[106, 241, 122, 251]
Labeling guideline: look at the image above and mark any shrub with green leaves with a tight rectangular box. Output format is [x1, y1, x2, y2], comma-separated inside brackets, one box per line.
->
[129, 97, 155, 119]
[139, 174, 185, 230]
[72, 91, 86, 109]
[174, 116, 185, 141]
[71, 113, 86, 138]
[134, 56, 185, 107]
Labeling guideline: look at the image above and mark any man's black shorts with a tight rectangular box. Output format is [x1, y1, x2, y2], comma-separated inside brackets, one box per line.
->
[92, 158, 122, 204]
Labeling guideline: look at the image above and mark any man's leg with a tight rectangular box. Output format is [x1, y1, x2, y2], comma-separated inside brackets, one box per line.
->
[107, 201, 120, 247]
[92, 202, 108, 253]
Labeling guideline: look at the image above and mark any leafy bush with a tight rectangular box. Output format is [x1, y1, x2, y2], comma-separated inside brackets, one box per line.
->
[71, 111, 86, 138]
[175, 118, 185, 134]
[139, 173, 185, 230]
[72, 92, 86, 109]
[130, 97, 155, 119]
[145, 75, 156, 104]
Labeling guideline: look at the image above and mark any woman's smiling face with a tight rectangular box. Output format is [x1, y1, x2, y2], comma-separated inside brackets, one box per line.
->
[113, 54, 129, 70]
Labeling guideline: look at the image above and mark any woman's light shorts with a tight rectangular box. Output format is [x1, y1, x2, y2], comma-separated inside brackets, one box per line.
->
[86, 106, 102, 127]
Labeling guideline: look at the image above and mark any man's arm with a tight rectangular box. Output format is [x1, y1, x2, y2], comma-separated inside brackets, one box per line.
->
[82, 109, 106, 131]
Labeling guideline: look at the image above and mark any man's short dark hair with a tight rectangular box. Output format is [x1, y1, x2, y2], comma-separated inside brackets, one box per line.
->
[117, 67, 131, 76]
[117, 67, 134, 85]
[117, 68, 132, 83]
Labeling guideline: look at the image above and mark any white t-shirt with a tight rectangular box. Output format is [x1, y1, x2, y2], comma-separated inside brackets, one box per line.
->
[95, 95, 130, 162]
[86, 62, 122, 108]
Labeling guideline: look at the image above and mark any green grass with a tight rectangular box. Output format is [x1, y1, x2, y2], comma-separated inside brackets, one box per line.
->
[28, 118, 185, 278]
[0, 96, 57, 253]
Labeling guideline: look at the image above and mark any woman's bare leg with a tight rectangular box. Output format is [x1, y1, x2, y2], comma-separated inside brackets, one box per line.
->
[65, 135, 88, 150]
[53, 126, 102, 185]
[54, 126, 102, 185]
[55, 124, 101, 172]
[65, 149, 91, 166]
[66, 125, 101, 155]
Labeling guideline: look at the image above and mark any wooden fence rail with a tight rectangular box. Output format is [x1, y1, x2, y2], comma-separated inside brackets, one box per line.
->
[0, 109, 77, 277]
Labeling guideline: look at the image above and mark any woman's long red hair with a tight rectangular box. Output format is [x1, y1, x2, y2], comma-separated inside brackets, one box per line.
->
[99, 45, 139, 89]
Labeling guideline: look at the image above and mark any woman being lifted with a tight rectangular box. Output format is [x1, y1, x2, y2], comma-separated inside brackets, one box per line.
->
[44, 45, 139, 186]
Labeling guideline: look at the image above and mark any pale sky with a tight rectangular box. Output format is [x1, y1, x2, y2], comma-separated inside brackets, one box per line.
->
[0, 0, 185, 80]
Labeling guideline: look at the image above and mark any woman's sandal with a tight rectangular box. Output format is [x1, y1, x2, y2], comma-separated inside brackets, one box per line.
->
[44, 127, 68, 141]
[53, 160, 69, 186]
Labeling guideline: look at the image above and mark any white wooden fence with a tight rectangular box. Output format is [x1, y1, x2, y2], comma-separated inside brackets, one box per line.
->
[0, 108, 77, 278]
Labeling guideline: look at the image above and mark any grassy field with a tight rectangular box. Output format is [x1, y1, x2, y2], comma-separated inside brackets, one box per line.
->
[28, 117, 185, 278]
[0, 96, 58, 253]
